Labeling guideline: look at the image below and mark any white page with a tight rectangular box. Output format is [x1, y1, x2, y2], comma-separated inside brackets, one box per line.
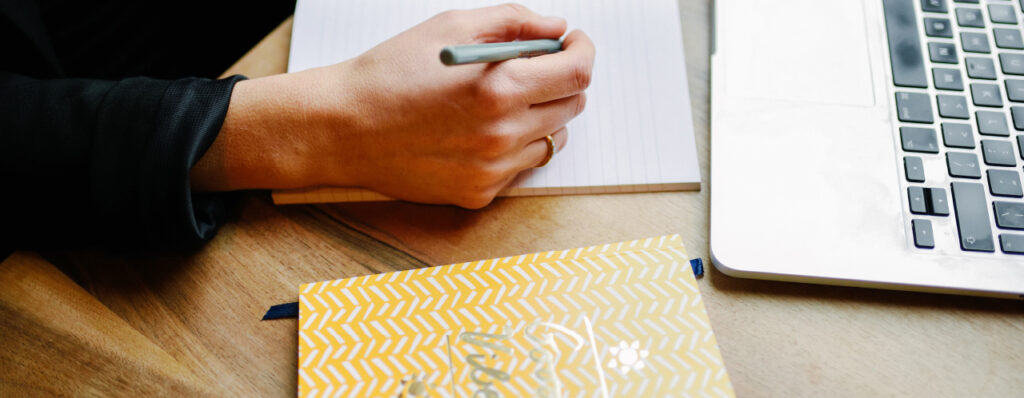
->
[281, 0, 699, 202]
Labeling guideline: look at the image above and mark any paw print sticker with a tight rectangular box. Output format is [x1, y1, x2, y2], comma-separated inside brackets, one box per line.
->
[607, 340, 649, 374]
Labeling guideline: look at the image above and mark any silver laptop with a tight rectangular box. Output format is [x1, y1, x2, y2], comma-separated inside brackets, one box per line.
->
[710, 0, 1024, 298]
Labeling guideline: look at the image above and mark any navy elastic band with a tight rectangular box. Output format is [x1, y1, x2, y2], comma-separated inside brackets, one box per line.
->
[262, 302, 299, 320]
[689, 258, 704, 277]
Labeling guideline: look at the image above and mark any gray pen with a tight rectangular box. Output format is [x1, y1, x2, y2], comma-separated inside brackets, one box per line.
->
[440, 39, 563, 65]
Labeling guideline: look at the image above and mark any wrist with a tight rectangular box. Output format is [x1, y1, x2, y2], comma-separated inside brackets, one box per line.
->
[191, 67, 361, 191]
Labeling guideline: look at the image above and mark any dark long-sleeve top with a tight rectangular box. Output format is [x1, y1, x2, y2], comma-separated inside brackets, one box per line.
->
[0, 0, 293, 251]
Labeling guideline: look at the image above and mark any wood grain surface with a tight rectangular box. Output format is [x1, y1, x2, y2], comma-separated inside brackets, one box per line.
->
[2, 2, 1023, 397]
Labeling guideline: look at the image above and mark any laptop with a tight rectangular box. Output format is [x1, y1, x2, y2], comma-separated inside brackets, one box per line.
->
[710, 0, 1024, 298]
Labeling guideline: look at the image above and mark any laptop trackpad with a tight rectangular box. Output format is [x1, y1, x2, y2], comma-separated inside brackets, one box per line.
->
[722, 0, 875, 106]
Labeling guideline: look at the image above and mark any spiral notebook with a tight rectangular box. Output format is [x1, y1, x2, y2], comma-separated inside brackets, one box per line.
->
[297, 235, 733, 397]
[275, 0, 700, 204]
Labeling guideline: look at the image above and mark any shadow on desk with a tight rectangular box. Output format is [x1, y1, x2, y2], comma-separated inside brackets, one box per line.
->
[706, 264, 1024, 314]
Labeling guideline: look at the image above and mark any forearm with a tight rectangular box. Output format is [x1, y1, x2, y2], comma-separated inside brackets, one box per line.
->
[190, 66, 361, 192]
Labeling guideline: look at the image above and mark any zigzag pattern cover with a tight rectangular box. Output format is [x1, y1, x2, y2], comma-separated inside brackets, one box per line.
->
[298, 235, 733, 397]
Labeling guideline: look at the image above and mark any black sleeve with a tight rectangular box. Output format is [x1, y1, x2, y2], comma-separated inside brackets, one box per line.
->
[0, 72, 246, 251]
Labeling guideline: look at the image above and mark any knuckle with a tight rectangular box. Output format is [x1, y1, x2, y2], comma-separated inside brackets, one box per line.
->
[572, 60, 593, 91]
[434, 9, 463, 24]
[472, 130, 515, 159]
[573, 93, 587, 116]
[474, 78, 516, 115]
[499, 3, 530, 17]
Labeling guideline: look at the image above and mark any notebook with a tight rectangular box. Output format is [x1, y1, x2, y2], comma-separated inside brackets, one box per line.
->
[297, 235, 734, 397]
[275, 0, 700, 204]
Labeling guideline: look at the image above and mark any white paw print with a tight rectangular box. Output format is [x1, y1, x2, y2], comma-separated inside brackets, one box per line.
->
[607, 340, 649, 374]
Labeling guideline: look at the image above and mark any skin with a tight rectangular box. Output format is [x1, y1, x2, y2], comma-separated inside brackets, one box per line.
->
[190, 3, 596, 209]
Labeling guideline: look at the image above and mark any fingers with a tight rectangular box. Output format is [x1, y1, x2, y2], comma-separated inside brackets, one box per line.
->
[467, 3, 568, 43]
[515, 126, 568, 171]
[506, 29, 595, 104]
[519, 93, 586, 145]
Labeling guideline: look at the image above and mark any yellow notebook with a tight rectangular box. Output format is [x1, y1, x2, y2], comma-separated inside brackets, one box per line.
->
[298, 235, 733, 397]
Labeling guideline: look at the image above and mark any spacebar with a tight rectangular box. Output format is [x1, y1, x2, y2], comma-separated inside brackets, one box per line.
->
[882, 0, 928, 88]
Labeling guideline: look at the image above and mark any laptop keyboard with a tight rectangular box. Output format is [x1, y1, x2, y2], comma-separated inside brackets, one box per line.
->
[883, 0, 1024, 254]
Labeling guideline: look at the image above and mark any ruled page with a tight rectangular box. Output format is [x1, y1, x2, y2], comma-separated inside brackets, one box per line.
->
[279, 0, 700, 203]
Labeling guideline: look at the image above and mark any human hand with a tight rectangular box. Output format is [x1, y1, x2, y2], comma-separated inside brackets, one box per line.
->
[192, 3, 595, 209]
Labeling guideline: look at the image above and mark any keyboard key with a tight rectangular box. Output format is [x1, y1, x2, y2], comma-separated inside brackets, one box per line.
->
[999, 53, 1024, 75]
[988, 4, 1017, 24]
[902, 127, 940, 153]
[933, 45, 962, 67]
[971, 83, 1003, 107]
[1011, 107, 1024, 130]
[896, 92, 935, 123]
[966, 57, 997, 79]
[937, 95, 970, 118]
[927, 187, 951, 215]
[883, 0, 928, 88]
[909, 186, 929, 214]
[955, 7, 985, 28]
[934, 68, 964, 90]
[1000, 234, 1024, 254]
[913, 219, 935, 248]
[905, 156, 926, 182]
[942, 122, 975, 148]
[976, 111, 1010, 136]
[1019, 136, 1024, 157]
[988, 169, 1024, 197]
[981, 139, 1017, 166]
[994, 28, 1024, 49]
[947, 152, 982, 178]
[994, 201, 1024, 229]
[1006, 79, 1024, 101]
[924, 18, 954, 37]
[951, 182, 995, 251]
[922, 0, 948, 13]
[929, 42, 959, 63]
[960, 32, 991, 53]
[953, 0, 978, 3]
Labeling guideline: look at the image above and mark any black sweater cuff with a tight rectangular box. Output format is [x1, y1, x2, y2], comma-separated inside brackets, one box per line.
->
[91, 75, 247, 249]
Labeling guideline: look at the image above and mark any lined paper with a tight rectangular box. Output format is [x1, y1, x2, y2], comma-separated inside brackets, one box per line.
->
[275, 0, 700, 204]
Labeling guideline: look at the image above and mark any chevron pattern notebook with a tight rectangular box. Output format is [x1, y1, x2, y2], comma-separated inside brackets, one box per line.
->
[297, 235, 733, 397]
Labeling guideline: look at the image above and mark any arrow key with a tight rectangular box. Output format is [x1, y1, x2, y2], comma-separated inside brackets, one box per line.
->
[926, 187, 950, 216]
[913, 220, 935, 249]
[905, 156, 926, 182]
[909, 187, 928, 214]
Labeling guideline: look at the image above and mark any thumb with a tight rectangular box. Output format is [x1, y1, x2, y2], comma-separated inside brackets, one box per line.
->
[468, 3, 567, 43]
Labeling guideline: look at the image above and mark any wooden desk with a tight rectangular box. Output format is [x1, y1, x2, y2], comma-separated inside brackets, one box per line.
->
[3, 2, 1023, 396]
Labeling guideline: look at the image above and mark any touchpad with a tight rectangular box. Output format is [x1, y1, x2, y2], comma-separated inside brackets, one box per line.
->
[722, 0, 875, 106]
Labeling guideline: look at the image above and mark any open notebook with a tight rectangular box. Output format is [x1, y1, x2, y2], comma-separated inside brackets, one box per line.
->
[277, 0, 700, 204]
[297, 235, 733, 397]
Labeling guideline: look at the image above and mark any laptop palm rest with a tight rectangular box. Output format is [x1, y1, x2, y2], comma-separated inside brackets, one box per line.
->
[720, 0, 875, 107]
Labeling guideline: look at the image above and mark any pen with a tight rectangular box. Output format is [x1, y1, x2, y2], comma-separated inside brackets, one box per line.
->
[440, 39, 563, 65]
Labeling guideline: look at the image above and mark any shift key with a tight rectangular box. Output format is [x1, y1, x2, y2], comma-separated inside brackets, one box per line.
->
[951, 182, 995, 251]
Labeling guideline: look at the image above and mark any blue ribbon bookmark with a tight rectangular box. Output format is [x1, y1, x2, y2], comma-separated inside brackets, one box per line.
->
[689, 258, 704, 277]
[262, 302, 299, 320]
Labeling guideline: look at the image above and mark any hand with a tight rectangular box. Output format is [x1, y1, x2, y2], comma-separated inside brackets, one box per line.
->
[191, 3, 596, 209]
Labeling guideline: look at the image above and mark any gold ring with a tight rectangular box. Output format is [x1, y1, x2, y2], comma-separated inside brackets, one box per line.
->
[536, 135, 555, 168]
